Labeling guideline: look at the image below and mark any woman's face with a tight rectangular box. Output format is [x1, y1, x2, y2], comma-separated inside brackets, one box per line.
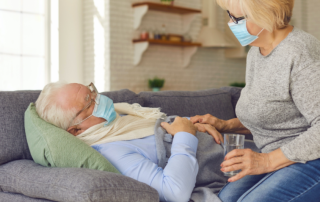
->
[228, 6, 265, 47]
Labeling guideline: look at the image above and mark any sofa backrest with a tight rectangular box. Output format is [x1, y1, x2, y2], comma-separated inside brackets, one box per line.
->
[139, 88, 237, 120]
[0, 91, 40, 165]
[0, 87, 241, 165]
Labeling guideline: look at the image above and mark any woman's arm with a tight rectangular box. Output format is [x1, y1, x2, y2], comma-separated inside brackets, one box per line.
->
[191, 114, 252, 135]
[222, 118, 252, 135]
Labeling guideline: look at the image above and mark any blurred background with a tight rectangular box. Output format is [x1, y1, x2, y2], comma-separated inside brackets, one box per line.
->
[0, 0, 319, 93]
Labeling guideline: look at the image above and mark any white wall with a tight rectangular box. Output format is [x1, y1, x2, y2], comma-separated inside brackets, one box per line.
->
[83, 0, 320, 93]
[59, 0, 84, 84]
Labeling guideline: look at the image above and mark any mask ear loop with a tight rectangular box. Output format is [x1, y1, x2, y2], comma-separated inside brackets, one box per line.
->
[257, 28, 264, 36]
[73, 115, 93, 126]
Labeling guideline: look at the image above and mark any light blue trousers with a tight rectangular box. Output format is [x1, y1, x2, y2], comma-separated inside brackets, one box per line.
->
[218, 158, 320, 202]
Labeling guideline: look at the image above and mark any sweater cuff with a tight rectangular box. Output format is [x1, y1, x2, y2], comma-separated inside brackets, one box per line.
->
[280, 146, 306, 164]
[172, 132, 198, 153]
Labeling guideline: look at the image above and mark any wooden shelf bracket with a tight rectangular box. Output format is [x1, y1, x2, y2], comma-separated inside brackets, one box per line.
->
[182, 47, 198, 68]
[134, 41, 149, 66]
[182, 13, 198, 34]
[133, 5, 148, 29]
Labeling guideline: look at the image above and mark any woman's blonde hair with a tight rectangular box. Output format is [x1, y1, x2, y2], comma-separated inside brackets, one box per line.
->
[216, 0, 294, 32]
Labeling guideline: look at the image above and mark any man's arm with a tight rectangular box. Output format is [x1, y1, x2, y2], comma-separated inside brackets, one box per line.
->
[96, 132, 199, 202]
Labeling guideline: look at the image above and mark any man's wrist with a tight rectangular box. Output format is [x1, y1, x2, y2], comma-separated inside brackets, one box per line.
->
[173, 132, 198, 153]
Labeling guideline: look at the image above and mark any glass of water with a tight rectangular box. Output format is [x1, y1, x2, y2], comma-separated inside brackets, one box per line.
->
[223, 134, 245, 177]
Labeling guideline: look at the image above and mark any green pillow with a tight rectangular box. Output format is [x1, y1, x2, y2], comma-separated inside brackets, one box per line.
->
[24, 103, 119, 174]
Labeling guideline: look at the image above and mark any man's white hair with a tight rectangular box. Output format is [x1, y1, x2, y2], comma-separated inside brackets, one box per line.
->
[35, 82, 78, 130]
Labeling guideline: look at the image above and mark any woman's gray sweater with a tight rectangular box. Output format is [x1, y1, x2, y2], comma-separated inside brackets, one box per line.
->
[236, 27, 320, 163]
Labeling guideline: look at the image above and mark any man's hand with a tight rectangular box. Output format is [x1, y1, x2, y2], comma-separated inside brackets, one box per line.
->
[194, 123, 223, 144]
[161, 117, 197, 136]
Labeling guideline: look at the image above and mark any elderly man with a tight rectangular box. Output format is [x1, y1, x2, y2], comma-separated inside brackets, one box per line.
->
[35, 82, 228, 202]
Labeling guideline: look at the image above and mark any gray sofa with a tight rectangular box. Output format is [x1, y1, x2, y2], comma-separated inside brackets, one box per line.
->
[0, 86, 253, 202]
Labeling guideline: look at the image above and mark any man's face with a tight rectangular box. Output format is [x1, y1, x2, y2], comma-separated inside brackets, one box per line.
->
[57, 83, 106, 136]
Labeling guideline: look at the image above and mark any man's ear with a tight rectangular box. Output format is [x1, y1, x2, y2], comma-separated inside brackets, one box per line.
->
[67, 126, 79, 136]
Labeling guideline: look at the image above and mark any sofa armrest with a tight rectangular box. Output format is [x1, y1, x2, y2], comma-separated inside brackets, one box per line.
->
[0, 160, 159, 202]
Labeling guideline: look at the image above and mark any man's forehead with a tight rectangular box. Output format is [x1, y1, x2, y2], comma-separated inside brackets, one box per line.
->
[56, 83, 87, 109]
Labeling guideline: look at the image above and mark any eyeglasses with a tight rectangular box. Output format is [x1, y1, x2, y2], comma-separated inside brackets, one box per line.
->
[70, 82, 99, 126]
[227, 10, 246, 24]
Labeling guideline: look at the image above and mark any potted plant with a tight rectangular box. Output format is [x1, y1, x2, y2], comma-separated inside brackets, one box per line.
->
[160, 0, 174, 5]
[148, 77, 165, 92]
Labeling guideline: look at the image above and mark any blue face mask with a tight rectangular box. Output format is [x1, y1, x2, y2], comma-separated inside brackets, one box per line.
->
[228, 20, 264, 46]
[92, 94, 117, 126]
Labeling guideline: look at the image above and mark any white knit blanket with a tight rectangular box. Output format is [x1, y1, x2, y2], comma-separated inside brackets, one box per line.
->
[76, 103, 166, 146]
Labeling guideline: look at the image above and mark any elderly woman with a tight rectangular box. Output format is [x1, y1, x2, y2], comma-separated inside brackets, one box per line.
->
[186, 0, 320, 201]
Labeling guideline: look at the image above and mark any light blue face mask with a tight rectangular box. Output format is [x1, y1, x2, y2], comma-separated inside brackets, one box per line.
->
[228, 20, 264, 46]
[76, 94, 117, 127]
[92, 94, 117, 126]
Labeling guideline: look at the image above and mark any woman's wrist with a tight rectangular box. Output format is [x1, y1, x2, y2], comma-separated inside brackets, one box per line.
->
[220, 119, 235, 133]
[267, 148, 295, 172]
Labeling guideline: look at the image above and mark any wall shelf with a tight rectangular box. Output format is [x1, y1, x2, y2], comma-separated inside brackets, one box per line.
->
[132, 2, 200, 32]
[132, 2, 201, 68]
[133, 39, 200, 68]
[133, 39, 201, 47]
[132, 2, 201, 14]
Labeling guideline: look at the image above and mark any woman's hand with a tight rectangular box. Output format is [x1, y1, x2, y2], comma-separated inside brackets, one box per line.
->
[220, 149, 271, 182]
[190, 114, 226, 132]
[194, 123, 224, 144]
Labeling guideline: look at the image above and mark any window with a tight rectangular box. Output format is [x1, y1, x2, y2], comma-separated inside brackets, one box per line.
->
[0, 0, 49, 90]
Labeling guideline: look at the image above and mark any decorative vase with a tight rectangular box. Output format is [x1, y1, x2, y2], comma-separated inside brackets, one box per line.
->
[152, 87, 161, 92]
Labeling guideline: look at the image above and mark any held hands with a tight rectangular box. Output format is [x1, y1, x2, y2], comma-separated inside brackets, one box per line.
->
[191, 114, 226, 144]
[161, 117, 197, 136]
[220, 149, 271, 182]
[190, 114, 226, 131]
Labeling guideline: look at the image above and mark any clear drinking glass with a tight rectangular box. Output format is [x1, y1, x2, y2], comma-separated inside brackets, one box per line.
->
[223, 134, 245, 177]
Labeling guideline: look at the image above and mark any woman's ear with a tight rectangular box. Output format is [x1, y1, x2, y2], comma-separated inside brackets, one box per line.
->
[67, 126, 79, 136]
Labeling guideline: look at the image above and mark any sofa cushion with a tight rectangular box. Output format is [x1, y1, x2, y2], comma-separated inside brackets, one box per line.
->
[220, 86, 243, 112]
[0, 160, 159, 202]
[101, 89, 143, 105]
[0, 91, 40, 166]
[25, 103, 119, 173]
[139, 88, 236, 120]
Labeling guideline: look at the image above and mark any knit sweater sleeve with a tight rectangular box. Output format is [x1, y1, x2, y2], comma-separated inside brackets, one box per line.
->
[280, 61, 320, 163]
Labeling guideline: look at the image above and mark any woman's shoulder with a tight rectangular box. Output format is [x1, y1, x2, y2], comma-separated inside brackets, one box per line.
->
[284, 27, 320, 56]
[283, 27, 320, 76]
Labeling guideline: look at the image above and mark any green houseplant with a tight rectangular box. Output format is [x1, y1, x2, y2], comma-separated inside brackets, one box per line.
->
[160, 0, 174, 5]
[148, 77, 165, 92]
